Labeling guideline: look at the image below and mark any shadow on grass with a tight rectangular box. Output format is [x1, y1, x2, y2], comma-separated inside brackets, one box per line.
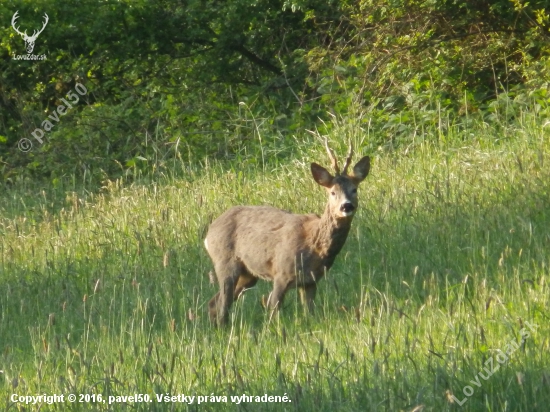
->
[1, 148, 549, 411]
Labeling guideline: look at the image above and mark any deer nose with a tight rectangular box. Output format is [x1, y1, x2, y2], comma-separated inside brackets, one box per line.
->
[340, 202, 355, 213]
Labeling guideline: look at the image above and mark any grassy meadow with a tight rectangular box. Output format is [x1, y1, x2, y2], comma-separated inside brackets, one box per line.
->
[1, 113, 550, 411]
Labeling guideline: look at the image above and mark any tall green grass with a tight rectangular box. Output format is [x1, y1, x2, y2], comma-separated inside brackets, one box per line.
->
[1, 112, 549, 411]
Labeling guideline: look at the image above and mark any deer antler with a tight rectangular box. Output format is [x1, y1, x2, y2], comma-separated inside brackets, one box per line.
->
[324, 138, 340, 175]
[11, 11, 49, 54]
[341, 142, 354, 175]
[11, 11, 48, 40]
[11, 11, 26, 38]
[30, 13, 49, 40]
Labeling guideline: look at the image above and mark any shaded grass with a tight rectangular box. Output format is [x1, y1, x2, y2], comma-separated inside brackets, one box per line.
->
[1, 114, 550, 411]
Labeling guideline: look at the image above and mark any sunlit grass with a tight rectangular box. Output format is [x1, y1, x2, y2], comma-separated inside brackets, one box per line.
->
[1, 113, 549, 411]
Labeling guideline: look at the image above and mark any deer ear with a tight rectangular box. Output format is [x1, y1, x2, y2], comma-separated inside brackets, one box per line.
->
[351, 156, 370, 183]
[311, 163, 334, 188]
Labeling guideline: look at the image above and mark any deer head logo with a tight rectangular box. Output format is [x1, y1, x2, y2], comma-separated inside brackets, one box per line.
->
[11, 11, 49, 54]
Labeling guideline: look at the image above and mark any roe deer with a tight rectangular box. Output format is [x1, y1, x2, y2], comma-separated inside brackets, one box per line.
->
[204, 141, 370, 325]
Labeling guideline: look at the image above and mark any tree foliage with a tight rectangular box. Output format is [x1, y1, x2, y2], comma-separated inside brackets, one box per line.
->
[0, 0, 549, 181]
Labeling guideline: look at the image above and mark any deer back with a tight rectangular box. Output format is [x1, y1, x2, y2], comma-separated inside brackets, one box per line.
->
[205, 205, 322, 280]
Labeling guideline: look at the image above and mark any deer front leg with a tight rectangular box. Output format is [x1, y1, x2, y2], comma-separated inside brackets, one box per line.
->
[266, 278, 288, 311]
[299, 284, 317, 313]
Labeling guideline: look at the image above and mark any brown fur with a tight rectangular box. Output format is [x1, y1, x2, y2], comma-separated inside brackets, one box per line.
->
[205, 155, 370, 325]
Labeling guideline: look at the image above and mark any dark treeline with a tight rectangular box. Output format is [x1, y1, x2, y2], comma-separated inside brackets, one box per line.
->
[0, 0, 549, 181]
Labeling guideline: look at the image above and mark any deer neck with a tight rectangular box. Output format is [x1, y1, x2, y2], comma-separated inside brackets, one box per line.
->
[313, 203, 353, 267]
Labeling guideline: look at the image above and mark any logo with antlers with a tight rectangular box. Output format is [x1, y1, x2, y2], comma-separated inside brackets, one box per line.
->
[11, 11, 49, 54]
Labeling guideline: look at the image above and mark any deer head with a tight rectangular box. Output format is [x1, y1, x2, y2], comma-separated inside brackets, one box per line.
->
[11, 11, 49, 54]
[311, 139, 370, 219]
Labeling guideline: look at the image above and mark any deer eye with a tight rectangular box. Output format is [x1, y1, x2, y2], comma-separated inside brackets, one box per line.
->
[331, 191, 336, 196]
[352, 188, 357, 194]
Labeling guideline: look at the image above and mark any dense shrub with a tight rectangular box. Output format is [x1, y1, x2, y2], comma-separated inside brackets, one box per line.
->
[0, 0, 549, 181]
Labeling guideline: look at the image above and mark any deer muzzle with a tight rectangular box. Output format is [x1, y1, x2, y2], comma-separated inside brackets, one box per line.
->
[340, 202, 355, 214]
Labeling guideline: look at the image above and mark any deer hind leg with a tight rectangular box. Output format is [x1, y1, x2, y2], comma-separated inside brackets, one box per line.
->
[299, 284, 317, 313]
[208, 260, 241, 326]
